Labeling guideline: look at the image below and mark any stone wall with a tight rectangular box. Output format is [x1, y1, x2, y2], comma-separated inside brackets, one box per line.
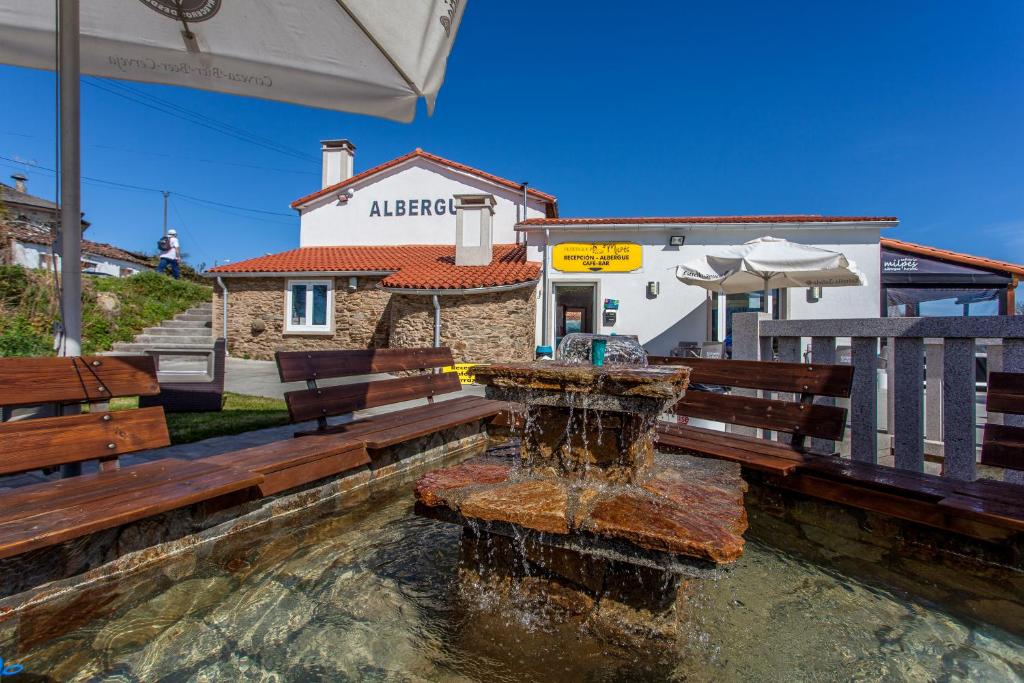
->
[213, 276, 392, 360]
[213, 277, 538, 362]
[388, 286, 537, 363]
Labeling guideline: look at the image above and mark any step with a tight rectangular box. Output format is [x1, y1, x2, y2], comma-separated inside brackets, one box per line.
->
[134, 334, 215, 345]
[159, 319, 212, 329]
[142, 326, 213, 337]
[174, 313, 213, 322]
[111, 341, 216, 353]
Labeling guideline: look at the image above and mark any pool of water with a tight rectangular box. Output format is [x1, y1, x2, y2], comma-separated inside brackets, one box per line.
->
[4, 483, 1023, 682]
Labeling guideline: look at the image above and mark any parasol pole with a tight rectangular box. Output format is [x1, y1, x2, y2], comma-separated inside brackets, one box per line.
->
[58, 0, 81, 356]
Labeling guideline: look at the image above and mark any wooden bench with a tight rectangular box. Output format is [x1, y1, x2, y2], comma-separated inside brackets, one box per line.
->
[276, 347, 504, 439]
[649, 357, 1023, 538]
[979, 371, 1024, 474]
[934, 371, 1024, 530]
[208, 348, 505, 495]
[651, 356, 854, 475]
[0, 355, 263, 560]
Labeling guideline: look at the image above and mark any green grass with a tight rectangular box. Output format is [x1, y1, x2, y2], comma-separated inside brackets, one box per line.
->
[82, 271, 212, 354]
[0, 267, 212, 356]
[112, 392, 290, 445]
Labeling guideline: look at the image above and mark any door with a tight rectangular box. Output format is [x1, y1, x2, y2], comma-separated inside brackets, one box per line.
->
[554, 284, 596, 347]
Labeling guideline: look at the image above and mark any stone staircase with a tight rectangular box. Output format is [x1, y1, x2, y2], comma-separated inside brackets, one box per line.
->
[110, 302, 214, 353]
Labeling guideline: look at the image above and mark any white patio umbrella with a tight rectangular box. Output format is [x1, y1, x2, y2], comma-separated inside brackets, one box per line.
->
[675, 236, 865, 310]
[0, 0, 465, 354]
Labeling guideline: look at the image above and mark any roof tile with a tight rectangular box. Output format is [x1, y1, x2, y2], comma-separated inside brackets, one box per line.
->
[291, 149, 557, 211]
[517, 215, 898, 226]
[882, 237, 1024, 277]
[208, 244, 540, 291]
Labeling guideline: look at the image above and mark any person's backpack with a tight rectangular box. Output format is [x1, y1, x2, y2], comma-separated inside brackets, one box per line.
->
[157, 235, 172, 252]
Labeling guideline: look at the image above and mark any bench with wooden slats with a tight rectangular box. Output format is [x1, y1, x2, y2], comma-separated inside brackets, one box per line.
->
[929, 371, 1024, 531]
[979, 372, 1024, 473]
[277, 347, 505, 438]
[0, 355, 264, 561]
[650, 356, 854, 475]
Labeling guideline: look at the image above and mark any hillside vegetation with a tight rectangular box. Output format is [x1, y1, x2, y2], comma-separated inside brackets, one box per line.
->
[0, 266, 211, 356]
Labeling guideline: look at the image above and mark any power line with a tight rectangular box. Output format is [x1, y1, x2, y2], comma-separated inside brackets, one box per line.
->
[0, 154, 297, 218]
[82, 78, 319, 164]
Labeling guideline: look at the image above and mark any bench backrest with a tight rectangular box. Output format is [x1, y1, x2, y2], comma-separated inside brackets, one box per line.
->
[648, 356, 854, 450]
[276, 348, 462, 429]
[0, 355, 169, 476]
[981, 372, 1024, 472]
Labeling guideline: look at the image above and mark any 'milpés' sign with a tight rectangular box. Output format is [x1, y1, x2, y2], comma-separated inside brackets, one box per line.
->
[369, 198, 457, 218]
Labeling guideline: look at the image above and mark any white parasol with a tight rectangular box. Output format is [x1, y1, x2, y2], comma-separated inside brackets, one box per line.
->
[675, 236, 865, 309]
[0, 0, 466, 355]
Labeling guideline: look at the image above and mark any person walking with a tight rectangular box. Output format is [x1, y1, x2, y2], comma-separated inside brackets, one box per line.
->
[156, 228, 181, 279]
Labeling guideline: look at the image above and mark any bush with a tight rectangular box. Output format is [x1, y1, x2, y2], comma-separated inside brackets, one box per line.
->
[82, 271, 211, 353]
[0, 315, 52, 357]
[0, 266, 211, 356]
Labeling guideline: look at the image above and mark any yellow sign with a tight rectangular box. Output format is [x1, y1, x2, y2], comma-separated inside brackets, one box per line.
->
[443, 363, 483, 385]
[552, 242, 642, 273]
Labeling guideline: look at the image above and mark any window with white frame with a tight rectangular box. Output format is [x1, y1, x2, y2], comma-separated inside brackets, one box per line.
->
[285, 279, 333, 332]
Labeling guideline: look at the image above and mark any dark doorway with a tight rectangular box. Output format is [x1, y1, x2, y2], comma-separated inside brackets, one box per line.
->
[554, 284, 596, 347]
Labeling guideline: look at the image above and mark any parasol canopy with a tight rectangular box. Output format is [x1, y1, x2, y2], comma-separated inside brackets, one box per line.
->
[0, 0, 466, 122]
[0, 0, 466, 358]
[675, 236, 865, 297]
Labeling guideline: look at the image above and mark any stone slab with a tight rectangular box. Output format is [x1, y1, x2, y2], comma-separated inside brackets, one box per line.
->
[414, 452, 748, 567]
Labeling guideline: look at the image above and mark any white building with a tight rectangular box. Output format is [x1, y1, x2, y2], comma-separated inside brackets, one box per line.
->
[210, 141, 896, 361]
[1, 174, 151, 277]
[520, 216, 894, 355]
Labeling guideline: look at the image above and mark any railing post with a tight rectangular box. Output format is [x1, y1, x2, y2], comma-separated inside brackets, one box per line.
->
[810, 336, 837, 454]
[850, 336, 879, 463]
[942, 338, 976, 480]
[924, 340, 944, 459]
[731, 312, 768, 437]
[732, 312, 768, 361]
[893, 337, 925, 472]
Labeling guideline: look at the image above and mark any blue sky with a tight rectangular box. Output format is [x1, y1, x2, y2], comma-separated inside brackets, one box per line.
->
[1, 1, 1022, 269]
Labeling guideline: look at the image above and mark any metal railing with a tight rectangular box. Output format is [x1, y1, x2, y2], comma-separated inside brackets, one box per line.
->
[731, 312, 1024, 481]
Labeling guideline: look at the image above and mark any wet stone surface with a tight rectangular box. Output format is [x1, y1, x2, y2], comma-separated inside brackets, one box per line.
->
[415, 452, 748, 565]
[476, 361, 690, 484]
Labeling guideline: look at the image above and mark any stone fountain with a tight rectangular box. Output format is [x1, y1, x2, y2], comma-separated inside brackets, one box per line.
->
[414, 336, 748, 641]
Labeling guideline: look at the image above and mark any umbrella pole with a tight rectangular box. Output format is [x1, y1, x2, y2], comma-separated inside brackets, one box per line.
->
[58, 0, 81, 357]
[762, 277, 770, 314]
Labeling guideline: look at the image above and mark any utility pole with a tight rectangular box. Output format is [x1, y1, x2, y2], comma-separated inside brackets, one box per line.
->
[58, 0, 81, 358]
[162, 190, 169, 235]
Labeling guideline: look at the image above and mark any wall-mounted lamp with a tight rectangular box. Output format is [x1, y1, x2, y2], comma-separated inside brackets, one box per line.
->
[347, 276, 359, 292]
[647, 281, 660, 298]
[668, 235, 685, 247]
[807, 286, 822, 302]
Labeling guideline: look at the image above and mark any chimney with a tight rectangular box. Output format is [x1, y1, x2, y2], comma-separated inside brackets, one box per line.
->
[10, 173, 27, 193]
[321, 139, 356, 189]
[454, 194, 496, 266]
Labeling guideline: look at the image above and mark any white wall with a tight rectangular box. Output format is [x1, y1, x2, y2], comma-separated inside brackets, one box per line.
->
[527, 225, 883, 355]
[298, 157, 548, 247]
[11, 240, 147, 277]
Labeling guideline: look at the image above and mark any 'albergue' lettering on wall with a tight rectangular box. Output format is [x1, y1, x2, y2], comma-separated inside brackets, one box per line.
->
[369, 199, 457, 218]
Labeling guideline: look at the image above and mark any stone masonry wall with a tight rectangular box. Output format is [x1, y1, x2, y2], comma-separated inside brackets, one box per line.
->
[213, 277, 392, 360]
[388, 286, 537, 364]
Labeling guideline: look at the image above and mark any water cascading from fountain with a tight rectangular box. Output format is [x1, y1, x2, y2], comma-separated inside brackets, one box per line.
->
[414, 336, 748, 641]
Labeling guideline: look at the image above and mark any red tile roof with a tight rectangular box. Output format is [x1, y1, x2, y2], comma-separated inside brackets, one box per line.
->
[291, 149, 558, 214]
[882, 237, 1024, 277]
[1, 220, 151, 267]
[208, 244, 540, 291]
[518, 215, 898, 227]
